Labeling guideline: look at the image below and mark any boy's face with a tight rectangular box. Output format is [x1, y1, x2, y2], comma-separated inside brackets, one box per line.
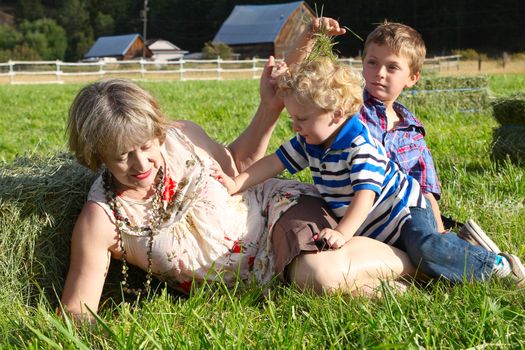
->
[362, 43, 419, 105]
[284, 94, 344, 148]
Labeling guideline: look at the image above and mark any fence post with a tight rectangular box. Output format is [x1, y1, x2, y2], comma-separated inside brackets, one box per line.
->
[56, 60, 61, 83]
[8, 60, 14, 84]
[217, 56, 222, 80]
[99, 60, 105, 79]
[252, 57, 257, 79]
[140, 58, 145, 79]
[179, 59, 184, 81]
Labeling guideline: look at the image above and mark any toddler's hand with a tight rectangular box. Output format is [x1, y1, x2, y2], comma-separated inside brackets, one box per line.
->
[210, 164, 237, 195]
[314, 228, 348, 249]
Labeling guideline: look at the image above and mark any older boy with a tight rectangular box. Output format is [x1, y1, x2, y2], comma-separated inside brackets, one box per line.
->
[286, 17, 500, 252]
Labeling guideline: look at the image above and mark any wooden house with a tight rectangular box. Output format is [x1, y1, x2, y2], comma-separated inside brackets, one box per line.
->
[213, 1, 315, 59]
[84, 34, 152, 61]
[146, 39, 188, 61]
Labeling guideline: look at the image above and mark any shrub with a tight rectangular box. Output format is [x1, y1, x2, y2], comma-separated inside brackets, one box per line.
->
[202, 41, 233, 60]
[451, 48, 488, 61]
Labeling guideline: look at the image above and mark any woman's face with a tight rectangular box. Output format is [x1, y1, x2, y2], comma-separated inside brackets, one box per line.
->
[102, 137, 164, 195]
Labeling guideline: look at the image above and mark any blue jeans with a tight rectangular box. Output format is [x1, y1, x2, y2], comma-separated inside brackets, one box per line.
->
[394, 202, 497, 282]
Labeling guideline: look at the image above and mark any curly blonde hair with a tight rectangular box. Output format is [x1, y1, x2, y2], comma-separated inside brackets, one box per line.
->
[277, 57, 363, 117]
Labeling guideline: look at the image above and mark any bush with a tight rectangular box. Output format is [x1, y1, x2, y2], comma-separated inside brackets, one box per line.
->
[202, 41, 233, 60]
[451, 48, 488, 60]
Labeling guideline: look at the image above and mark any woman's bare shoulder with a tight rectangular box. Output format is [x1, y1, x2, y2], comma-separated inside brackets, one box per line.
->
[73, 200, 118, 251]
[170, 120, 206, 135]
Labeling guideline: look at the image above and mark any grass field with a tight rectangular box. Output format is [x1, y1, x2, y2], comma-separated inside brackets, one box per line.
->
[0, 74, 524, 348]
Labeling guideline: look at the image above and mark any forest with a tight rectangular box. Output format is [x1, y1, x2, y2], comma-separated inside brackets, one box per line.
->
[1, 0, 524, 62]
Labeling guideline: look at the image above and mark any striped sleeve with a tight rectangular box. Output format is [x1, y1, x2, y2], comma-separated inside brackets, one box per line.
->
[275, 135, 309, 175]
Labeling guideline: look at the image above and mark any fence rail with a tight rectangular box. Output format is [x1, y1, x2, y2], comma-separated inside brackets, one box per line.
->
[0, 55, 461, 85]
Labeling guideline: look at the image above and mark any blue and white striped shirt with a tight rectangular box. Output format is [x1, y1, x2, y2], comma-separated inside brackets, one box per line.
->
[275, 114, 425, 245]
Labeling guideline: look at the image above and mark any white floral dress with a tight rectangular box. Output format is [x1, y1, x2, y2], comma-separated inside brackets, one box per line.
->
[88, 127, 319, 293]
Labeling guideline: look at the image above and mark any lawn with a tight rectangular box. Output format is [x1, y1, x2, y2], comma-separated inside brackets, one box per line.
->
[0, 74, 524, 348]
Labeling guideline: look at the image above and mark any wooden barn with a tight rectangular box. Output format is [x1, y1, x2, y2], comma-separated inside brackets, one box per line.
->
[213, 1, 315, 59]
[84, 34, 152, 61]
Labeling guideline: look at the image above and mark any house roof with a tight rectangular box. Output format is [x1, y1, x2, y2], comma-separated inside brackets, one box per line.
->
[213, 1, 306, 45]
[146, 39, 186, 52]
[84, 33, 141, 58]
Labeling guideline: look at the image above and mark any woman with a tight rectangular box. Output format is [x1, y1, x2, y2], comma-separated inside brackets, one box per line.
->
[61, 58, 415, 319]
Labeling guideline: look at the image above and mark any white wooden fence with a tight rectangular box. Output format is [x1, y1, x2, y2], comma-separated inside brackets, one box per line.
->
[0, 55, 460, 85]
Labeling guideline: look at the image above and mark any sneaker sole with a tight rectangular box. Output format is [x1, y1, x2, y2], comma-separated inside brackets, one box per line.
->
[500, 253, 525, 288]
[458, 219, 501, 254]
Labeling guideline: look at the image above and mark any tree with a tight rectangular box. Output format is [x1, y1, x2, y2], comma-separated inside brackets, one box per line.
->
[0, 25, 23, 51]
[19, 19, 67, 60]
[15, 0, 45, 21]
[57, 0, 93, 60]
[93, 12, 115, 37]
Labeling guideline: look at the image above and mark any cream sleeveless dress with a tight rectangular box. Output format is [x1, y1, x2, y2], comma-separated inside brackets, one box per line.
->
[87, 127, 319, 292]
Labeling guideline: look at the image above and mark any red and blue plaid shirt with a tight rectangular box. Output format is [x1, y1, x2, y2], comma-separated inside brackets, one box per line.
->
[359, 90, 441, 198]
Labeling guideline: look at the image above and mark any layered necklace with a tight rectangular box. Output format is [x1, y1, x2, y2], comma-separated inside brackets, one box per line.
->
[103, 166, 172, 295]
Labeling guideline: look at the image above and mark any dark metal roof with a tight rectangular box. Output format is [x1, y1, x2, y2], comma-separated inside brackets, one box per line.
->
[84, 33, 141, 58]
[213, 1, 305, 45]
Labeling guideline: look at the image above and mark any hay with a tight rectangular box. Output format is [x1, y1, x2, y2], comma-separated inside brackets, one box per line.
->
[399, 75, 490, 113]
[492, 93, 525, 125]
[0, 153, 96, 305]
[491, 125, 525, 164]
[0, 153, 166, 308]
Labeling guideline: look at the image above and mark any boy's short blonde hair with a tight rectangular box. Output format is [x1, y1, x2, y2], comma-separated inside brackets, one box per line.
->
[363, 21, 426, 75]
[277, 57, 363, 117]
[67, 79, 169, 171]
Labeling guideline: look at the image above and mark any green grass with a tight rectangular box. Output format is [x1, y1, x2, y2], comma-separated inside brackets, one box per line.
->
[1, 75, 524, 348]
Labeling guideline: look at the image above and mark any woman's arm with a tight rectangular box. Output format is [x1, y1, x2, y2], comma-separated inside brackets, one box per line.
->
[228, 56, 284, 172]
[61, 201, 118, 321]
[174, 57, 284, 176]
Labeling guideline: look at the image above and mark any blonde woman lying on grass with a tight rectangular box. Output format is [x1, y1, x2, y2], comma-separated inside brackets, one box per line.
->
[61, 63, 415, 320]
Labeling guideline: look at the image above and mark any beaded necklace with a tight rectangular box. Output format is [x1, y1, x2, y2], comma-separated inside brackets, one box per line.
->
[103, 166, 168, 295]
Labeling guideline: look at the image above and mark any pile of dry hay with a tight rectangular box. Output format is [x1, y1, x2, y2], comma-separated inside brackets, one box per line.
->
[399, 75, 489, 114]
[491, 93, 525, 164]
[0, 153, 147, 308]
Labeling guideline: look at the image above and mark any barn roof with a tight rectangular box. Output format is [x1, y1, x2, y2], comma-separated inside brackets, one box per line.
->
[213, 1, 306, 45]
[84, 33, 141, 58]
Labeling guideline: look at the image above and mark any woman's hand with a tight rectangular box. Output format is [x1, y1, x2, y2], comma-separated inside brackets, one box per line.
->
[310, 17, 346, 37]
[260, 56, 285, 114]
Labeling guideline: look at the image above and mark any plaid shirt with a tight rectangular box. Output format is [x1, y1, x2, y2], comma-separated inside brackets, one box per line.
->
[359, 90, 441, 198]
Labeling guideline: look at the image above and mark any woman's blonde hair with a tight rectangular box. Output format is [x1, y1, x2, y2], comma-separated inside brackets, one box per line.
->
[67, 79, 169, 171]
[363, 21, 426, 75]
[277, 57, 363, 117]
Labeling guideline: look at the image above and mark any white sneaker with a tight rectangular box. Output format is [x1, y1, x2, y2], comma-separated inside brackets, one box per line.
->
[499, 253, 525, 288]
[458, 219, 501, 253]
